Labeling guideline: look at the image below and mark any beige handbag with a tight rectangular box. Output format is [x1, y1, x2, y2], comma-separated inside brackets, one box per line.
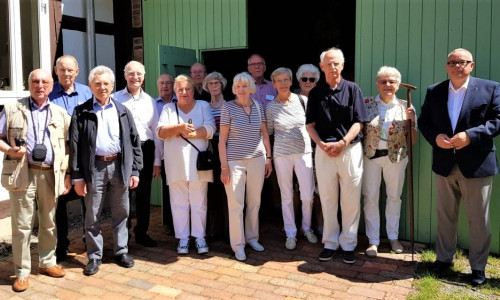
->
[1, 156, 29, 191]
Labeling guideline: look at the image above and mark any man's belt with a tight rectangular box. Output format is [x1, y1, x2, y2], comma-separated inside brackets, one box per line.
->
[370, 149, 388, 159]
[28, 164, 53, 170]
[95, 154, 119, 162]
[141, 139, 154, 146]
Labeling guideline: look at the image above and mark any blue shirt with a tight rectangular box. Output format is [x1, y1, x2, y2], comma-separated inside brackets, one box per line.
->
[0, 98, 54, 165]
[154, 95, 177, 119]
[93, 98, 121, 156]
[49, 82, 93, 115]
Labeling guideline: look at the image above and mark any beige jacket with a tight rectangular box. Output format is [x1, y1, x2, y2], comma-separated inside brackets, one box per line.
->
[362, 97, 410, 163]
[2, 97, 70, 196]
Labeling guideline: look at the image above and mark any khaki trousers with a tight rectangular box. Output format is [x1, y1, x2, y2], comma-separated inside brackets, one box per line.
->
[10, 168, 57, 278]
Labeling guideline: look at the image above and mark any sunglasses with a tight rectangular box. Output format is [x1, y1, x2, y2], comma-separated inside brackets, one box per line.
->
[300, 77, 316, 83]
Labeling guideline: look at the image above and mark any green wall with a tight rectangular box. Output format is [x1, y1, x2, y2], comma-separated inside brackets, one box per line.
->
[142, 0, 247, 206]
[355, 0, 500, 253]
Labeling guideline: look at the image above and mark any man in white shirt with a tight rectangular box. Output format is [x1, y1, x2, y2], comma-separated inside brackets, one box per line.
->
[113, 61, 162, 247]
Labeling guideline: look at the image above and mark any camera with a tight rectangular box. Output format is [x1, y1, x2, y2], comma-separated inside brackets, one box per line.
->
[32, 144, 47, 162]
[14, 137, 25, 147]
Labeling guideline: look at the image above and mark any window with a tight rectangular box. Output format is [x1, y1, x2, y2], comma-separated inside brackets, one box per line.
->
[0, 0, 50, 102]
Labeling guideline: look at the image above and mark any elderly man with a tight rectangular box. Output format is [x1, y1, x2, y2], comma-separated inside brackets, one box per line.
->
[247, 54, 277, 109]
[419, 48, 500, 286]
[71, 66, 142, 276]
[154, 73, 176, 234]
[306, 47, 368, 264]
[113, 61, 161, 247]
[49, 55, 92, 262]
[190, 62, 210, 101]
[0, 69, 70, 292]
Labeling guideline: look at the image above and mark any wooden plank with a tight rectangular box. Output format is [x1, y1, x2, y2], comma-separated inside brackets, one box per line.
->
[383, 0, 397, 67]
[371, 0, 385, 97]
[229, 0, 239, 47]
[213, 0, 223, 48]
[205, 0, 215, 49]
[167, 0, 177, 46]
[357, 0, 374, 97]
[461, 0, 477, 59]
[447, 0, 463, 50]
[475, 0, 491, 79]
[237, 0, 247, 47]
[221, 0, 231, 48]
[198, 0, 207, 49]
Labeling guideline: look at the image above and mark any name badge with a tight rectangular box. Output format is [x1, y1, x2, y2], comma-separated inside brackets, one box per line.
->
[265, 94, 274, 101]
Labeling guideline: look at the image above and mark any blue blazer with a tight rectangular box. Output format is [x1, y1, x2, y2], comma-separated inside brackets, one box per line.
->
[419, 76, 500, 178]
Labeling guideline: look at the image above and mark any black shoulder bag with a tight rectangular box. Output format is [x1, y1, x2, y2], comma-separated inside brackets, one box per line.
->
[175, 103, 214, 171]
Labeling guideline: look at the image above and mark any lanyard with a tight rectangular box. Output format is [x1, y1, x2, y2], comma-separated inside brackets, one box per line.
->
[29, 99, 50, 144]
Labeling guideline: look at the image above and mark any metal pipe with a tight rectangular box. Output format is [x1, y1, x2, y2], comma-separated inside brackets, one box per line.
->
[86, 0, 96, 70]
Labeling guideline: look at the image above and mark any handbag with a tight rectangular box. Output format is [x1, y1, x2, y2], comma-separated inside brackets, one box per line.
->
[175, 103, 215, 171]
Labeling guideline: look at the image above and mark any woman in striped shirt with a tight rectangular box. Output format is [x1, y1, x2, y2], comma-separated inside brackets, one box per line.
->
[266, 68, 318, 250]
[219, 72, 272, 261]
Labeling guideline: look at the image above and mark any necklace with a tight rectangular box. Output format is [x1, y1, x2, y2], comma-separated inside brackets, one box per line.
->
[210, 100, 224, 109]
[277, 95, 289, 106]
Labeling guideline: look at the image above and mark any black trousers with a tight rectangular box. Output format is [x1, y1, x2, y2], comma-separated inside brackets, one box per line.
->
[160, 159, 173, 228]
[55, 186, 85, 252]
[130, 140, 155, 236]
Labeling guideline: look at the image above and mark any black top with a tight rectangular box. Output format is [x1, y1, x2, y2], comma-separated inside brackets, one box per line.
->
[194, 89, 211, 102]
[306, 79, 368, 143]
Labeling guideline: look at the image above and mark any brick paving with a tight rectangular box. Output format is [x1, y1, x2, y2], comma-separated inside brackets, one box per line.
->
[0, 207, 422, 299]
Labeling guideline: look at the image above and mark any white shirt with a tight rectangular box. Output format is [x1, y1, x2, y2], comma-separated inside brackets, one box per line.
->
[375, 95, 404, 150]
[113, 88, 162, 166]
[448, 77, 469, 132]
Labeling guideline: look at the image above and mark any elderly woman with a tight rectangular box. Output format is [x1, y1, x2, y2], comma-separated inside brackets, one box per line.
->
[156, 74, 216, 255]
[295, 64, 320, 97]
[219, 72, 272, 261]
[362, 66, 417, 257]
[266, 67, 318, 250]
[203, 72, 229, 241]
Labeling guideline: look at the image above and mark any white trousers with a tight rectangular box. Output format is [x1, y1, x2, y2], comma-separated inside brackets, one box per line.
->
[362, 155, 408, 245]
[274, 153, 315, 237]
[169, 180, 208, 239]
[315, 142, 363, 251]
[224, 156, 265, 253]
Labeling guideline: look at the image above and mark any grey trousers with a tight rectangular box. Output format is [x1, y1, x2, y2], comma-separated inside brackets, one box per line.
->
[85, 159, 129, 260]
[435, 165, 492, 271]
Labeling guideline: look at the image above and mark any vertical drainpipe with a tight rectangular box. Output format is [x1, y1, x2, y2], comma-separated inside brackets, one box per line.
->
[86, 0, 96, 70]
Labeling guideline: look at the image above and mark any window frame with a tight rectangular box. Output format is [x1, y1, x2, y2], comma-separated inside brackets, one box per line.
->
[0, 0, 51, 103]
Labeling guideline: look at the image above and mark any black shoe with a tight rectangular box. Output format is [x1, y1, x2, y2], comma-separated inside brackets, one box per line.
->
[430, 260, 453, 273]
[135, 234, 157, 247]
[471, 270, 486, 286]
[55, 248, 68, 263]
[84, 259, 101, 276]
[343, 251, 356, 264]
[114, 253, 134, 268]
[319, 248, 337, 261]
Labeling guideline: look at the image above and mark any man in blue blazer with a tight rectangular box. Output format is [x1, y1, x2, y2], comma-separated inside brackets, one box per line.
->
[419, 48, 500, 286]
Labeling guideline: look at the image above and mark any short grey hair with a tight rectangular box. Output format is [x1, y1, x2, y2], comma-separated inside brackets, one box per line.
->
[247, 54, 266, 66]
[88, 65, 115, 84]
[447, 48, 473, 61]
[376, 66, 401, 84]
[203, 71, 227, 91]
[296, 64, 320, 81]
[271, 67, 293, 82]
[319, 47, 345, 64]
[55, 55, 78, 68]
[174, 74, 195, 91]
[232, 72, 256, 94]
[124, 60, 145, 74]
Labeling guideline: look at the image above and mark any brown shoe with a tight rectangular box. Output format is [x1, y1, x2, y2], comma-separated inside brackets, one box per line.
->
[12, 277, 29, 292]
[39, 265, 66, 278]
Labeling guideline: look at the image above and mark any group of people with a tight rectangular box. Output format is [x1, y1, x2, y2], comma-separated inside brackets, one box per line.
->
[2, 46, 499, 292]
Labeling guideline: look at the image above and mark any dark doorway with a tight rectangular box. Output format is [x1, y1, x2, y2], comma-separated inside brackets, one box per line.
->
[202, 0, 356, 99]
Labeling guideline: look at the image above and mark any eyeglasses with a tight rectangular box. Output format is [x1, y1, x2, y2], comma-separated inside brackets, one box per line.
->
[446, 60, 472, 67]
[31, 80, 51, 87]
[126, 71, 144, 78]
[378, 80, 398, 86]
[58, 68, 76, 75]
[248, 62, 265, 68]
[274, 78, 291, 84]
[158, 81, 173, 85]
[207, 81, 221, 86]
[191, 70, 205, 75]
[300, 77, 316, 83]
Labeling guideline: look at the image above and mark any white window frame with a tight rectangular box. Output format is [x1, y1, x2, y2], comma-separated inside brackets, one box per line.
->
[0, 0, 52, 104]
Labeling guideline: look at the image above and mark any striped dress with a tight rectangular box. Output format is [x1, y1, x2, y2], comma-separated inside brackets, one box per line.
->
[265, 93, 312, 157]
[220, 99, 265, 161]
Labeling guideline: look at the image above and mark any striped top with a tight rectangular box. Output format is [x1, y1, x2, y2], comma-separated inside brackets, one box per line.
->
[220, 99, 265, 161]
[266, 93, 312, 157]
[211, 104, 222, 137]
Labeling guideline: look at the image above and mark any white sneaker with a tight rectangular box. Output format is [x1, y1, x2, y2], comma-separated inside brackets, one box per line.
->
[235, 249, 246, 261]
[303, 229, 318, 244]
[177, 239, 189, 254]
[196, 238, 209, 254]
[285, 237, 297, 250]
[365, 244, 378, 257]
[390, 240, 403, 254]
[248, 240, 264, 252]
